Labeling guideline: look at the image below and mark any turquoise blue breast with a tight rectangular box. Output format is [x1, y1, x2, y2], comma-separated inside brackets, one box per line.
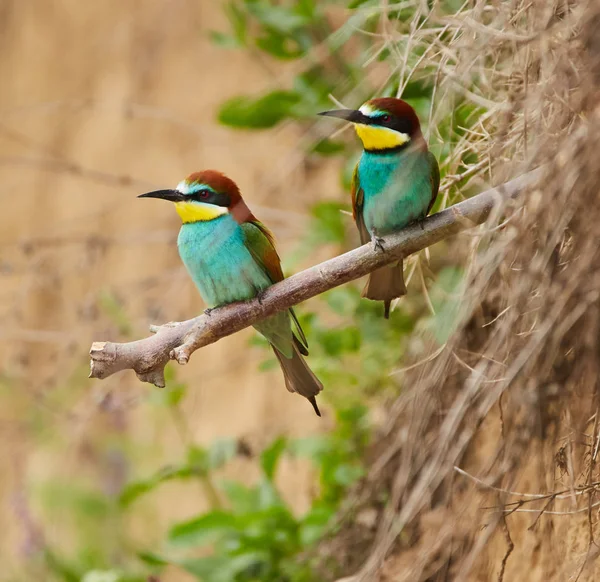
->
[358, 149, 432, 235]
[177, 215, 272, 307]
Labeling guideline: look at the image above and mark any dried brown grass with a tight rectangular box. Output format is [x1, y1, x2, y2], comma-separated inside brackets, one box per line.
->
[326, 0, 600, 580]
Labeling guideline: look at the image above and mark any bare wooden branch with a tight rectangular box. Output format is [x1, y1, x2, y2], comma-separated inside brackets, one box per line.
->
[89, 169, 542, 387]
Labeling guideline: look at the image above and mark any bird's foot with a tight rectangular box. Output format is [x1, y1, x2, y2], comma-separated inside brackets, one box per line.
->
[418, 216, 426, 230]
[256, 290, 267, 305]
[373, 236, 385, 252]
[204, 307, 214, 317]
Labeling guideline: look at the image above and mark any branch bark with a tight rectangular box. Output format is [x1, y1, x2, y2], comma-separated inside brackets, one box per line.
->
[89, 169, 542, 387]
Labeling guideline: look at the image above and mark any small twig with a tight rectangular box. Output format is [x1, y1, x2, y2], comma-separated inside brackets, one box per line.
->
[89, 169, 542, 388]
[497, 515, 514, 582]
[455, 466, 600, 501]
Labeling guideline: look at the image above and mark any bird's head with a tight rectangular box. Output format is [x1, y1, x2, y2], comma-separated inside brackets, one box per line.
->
[138, 170, 253, 224]
[319, 97, 423, 152]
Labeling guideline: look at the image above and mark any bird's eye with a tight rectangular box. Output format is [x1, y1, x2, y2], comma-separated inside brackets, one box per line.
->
[381, 114, 391, 123]
[197, 189, 210, 199]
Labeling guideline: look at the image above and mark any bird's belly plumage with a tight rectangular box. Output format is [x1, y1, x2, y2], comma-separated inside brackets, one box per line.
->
[177, 216, 271, 308]
[358, 150, 433, 235]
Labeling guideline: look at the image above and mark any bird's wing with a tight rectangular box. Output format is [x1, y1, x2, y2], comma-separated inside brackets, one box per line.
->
[241, 220, 284, 282]
[241, 220, 309, 353]
[426, 151, 441, 216]
[351, 164, 371, 244]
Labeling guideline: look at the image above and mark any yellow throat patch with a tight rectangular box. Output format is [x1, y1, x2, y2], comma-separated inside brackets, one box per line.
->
[175, 201, 228, 223]
[354, 124, 410, 151]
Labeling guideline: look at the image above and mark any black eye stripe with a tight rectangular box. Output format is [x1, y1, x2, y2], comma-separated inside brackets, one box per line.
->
[375, 115, 411, 135]
[188, 189, 231, 207]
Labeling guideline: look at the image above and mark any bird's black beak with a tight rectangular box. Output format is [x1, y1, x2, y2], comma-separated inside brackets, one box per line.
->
[318, 109, 364, 123]
[138, 189, 185, 202]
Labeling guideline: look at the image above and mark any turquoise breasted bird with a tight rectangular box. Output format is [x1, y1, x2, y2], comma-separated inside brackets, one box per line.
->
[139, 170, 323, 416]
[319, 98, 440, 318]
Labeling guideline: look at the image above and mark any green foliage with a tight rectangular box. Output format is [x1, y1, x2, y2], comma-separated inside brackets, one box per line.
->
[119, 398, 368, 581]
[212, 0, 361, 133]
[219, 91, 302, 129]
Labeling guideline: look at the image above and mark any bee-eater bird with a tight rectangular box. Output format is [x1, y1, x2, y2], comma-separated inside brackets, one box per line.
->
[138, 170, 323, 416]
[319, 98, 440, 318]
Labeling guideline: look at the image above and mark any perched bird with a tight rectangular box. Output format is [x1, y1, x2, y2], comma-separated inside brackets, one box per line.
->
[139, 170, 323, 416]
[319, 98, 440, 318]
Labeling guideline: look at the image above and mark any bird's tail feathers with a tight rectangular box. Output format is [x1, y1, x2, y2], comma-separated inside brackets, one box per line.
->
[273, 345, 323, 416]
[362, 260, 407, 319]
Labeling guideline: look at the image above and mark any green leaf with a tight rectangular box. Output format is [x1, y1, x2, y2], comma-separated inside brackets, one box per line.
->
[165, 384, 185, 407]
[257, 478, 282, 509]
[333, 463, 364, 486]
[137, 551, 169, 567]
[168, 510, 238, 547]
[246, 4, 309, 34]
[179, 556, 230, 581]
[256, 33, 305, 60]
[299, 505, 334, 545]
[324, 286, 361, 316]
[311, 138, 346, 155]
[208, 30, 241, 49]
[309, 201, 348, 245]
[187, 445, 210, 474]
[220, 480, 260, 513]
[295, 0, 317, 18]
[218, 91, 301, 129]
[181, 553, 265, 581]
[260, 436, 287, 481]
[289, 435, 330, 460]
[208, 438, 238, 470]
[320, 326, 361, 356]
[119, 464, 197, 507]
[399, 79, 432, 100]
[118, 480, 154, 508]
[224, 0, 248, 45]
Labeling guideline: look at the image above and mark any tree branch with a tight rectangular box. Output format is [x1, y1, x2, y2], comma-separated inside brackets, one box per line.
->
[89, 169, 542, 387]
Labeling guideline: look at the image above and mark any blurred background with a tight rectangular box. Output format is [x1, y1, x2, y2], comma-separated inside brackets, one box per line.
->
[2, 1, 599, 581]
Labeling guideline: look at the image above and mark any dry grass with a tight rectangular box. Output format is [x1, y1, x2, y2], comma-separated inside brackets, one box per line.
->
[320, 0, 600, 580]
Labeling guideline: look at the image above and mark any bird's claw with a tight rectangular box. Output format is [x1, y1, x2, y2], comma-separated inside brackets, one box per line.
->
[204, 307, 214, 317]
[373, 236, 385, 252]
[418, 216, 426, 230]
[256, 291, 266, 305]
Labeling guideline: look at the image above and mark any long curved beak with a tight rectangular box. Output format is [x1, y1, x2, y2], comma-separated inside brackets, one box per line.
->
[318, 109, 365, 123]
[138, 189, 185, 202]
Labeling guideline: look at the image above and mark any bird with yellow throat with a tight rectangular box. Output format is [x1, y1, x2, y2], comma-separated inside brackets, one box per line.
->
[139, 170, 323, 416]
[320, 98, 440, 318]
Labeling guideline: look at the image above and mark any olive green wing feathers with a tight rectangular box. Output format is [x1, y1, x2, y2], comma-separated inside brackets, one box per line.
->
[351, 164, 371, 245]
[241, 220, 309, 355]
[241, 220, 284, 283]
